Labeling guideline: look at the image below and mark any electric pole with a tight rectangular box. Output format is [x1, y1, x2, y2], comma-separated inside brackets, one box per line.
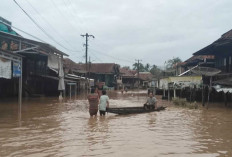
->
[81, 33, 95, 93]
[135, 59, 142, 89]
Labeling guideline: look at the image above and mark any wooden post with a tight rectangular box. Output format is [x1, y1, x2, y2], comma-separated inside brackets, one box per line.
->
[190, 87, 192, 103]
[69, 84, 71, 100]
[168, 87, 170, 101]
[180, 88, 182, 98]
[174, 87, 176, 98]
[18, 58, 22, 125]
[75, 84, 77, 100]
[224, 92, 227, 107]
[64, 83, 66, 99]
[206, 76, 212, 109]
[202, 85, 205, 106]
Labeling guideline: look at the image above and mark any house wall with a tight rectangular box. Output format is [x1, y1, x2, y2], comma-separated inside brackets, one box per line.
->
[215, 55, 232, 73]
[122, 77, 135, 88]
[159, 76, 202, 89]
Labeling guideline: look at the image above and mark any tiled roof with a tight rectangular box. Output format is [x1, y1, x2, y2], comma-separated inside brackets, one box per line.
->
[120, 68, 135, 77]
[63, 58, 119, 74]
[135, 72, 153, 81]
[89, 63, 119, 74]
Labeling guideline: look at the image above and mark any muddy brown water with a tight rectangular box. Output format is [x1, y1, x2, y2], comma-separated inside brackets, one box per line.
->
[0, 90, 232, 157]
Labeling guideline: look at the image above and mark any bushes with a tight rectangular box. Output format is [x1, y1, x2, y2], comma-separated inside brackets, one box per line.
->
[172, 98, 198, 109]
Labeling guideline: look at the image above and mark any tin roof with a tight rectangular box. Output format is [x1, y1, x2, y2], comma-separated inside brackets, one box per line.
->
[0, 31, 68, 56]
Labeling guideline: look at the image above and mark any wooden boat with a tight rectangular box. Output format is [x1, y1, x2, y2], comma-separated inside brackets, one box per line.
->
[106, 106, 166, 115]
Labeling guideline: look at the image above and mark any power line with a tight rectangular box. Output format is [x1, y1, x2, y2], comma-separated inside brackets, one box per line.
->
[13, 0, 79, 53]
[88, 51, 103, 63]
[0, 19, 86, 63]
[25, 0, 80, 52]
[61, 0, 86, 33]
[0, 20, 45, 43]
[66, 0, 90, 33]
[50, 0, 85, 35]
[81, 33, 95, 93]
[89, 48, 134, 63]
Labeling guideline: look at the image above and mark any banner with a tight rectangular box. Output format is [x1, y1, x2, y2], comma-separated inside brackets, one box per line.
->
[13, 61, 21, 77]
[0, 58, 11, 79]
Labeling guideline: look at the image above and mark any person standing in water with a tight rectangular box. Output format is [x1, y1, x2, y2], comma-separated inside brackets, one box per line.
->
[99, 90, 109, 116]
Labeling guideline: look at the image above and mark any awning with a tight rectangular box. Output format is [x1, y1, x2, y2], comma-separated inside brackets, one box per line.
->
[38, 74, 75, 83]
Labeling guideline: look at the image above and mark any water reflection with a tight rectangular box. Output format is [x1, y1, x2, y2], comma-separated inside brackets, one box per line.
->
[0, 90, 232, 156]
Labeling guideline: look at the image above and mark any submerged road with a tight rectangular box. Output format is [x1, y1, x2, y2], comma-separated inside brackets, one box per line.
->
[0, 90, 231, 157]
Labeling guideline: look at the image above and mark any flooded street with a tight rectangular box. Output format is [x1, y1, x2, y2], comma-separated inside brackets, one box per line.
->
[0, 90, 232, 157]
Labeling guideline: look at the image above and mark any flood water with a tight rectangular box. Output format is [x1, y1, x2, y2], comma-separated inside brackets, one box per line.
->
[0, 90, 232, 157]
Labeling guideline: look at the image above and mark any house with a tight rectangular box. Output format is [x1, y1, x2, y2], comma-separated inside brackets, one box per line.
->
[0, 49, 22, 98]
[135, 72, 153, 88]
[192, 29, 232, 104]
[84, 63, 120, 88]
[63, 58, 120, 89]
[175, 55, 215, 76]
[0, 17, 69, 97]
[193, 29, 232, 73]
[120, 67, 136, 89]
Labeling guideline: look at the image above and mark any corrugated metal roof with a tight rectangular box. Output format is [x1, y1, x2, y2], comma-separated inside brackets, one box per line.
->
[0, 31, 68, 56]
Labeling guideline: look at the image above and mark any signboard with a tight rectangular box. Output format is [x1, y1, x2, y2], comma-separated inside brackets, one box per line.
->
[0, 58, 11, 79]
[13, 61, 21, 77]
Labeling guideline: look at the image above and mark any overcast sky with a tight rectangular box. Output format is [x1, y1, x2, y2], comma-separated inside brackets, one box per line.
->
[1, 0, 232, 68]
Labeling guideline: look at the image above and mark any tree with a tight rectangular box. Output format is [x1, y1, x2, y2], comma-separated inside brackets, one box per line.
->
[150, 64, 162, 76]
[132, 62, 146, 72]
[144, 63, 151, 71]
[165, 57, 182, 69]
[122, 66, 131, 70]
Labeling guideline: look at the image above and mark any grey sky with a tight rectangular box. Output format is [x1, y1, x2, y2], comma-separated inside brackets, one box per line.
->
[1, 0, 232, 67]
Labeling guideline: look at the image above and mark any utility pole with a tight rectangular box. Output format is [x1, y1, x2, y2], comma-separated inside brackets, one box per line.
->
[135, 59, 142, 89]
[81, 33, 94, 93]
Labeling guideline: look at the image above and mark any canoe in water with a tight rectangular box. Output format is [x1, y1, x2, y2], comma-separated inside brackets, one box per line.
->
[106, 106, 166, 115]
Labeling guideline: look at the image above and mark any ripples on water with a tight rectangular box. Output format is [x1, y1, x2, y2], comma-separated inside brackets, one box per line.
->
[0, 90, 232, 157]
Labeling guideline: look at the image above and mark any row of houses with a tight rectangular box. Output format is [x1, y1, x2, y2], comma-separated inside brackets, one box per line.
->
[0, 17, 155, 98]
[159, 29, 232, 106]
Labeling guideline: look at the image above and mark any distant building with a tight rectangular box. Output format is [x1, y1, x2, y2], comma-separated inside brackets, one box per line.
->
[135, 72, 153, 88]
[63, 58, 120, 89]
[120, 67, 136, 89]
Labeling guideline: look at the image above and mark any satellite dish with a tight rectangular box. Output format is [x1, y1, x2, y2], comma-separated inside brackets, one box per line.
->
[191, 66, 221, 76]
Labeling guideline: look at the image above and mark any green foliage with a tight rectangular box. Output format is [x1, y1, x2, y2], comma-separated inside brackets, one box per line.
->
[122, 66, 131, 70]
[132, 63, 146, 72]
[172, 98, 198, 109]
[165, 57, 182, 69]
[150, 65, 162, 76]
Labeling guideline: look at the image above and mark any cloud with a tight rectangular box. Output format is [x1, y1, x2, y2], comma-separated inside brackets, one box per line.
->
[1, 0, 232, 67]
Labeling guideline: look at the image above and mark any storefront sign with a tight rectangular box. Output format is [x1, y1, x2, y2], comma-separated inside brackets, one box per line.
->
[13, 61, 21, 77]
